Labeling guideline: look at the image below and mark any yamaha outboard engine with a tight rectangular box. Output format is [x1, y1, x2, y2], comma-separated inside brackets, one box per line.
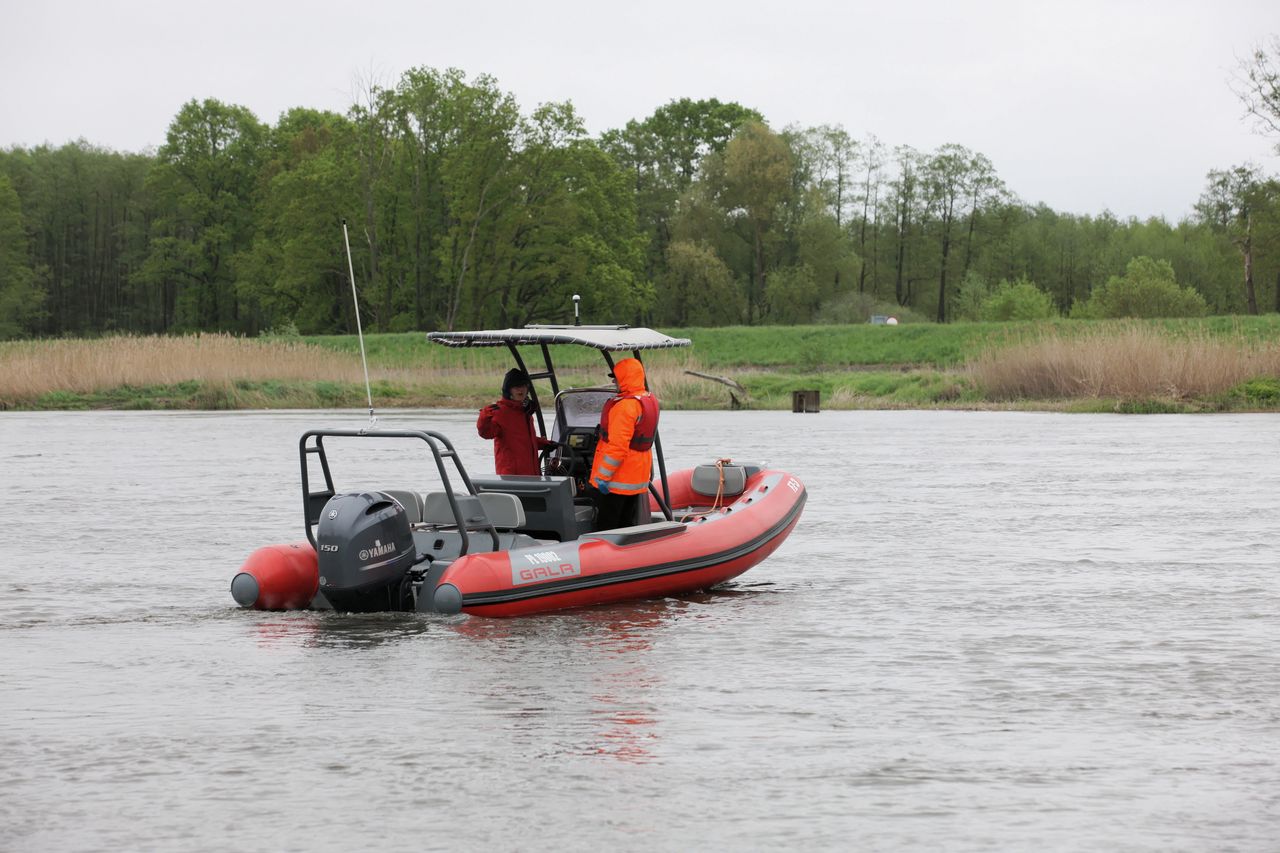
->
[316, 491, 418, 612]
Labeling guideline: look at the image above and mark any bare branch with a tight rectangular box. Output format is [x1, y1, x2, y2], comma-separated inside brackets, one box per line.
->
[1230, 36, 1280, 139]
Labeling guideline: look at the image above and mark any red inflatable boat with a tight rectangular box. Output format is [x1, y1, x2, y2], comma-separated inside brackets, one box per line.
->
[230, 326, 806, 618]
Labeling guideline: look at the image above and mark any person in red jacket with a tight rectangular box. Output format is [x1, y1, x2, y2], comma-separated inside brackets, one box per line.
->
[477, 369, 553, 476]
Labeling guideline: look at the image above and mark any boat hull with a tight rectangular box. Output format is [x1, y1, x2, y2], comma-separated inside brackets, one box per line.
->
[232, 468, 806, 617]
[432, 469, 806, 617]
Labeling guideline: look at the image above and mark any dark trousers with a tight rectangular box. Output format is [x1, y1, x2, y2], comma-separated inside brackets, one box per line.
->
[593, 490, 643, 531]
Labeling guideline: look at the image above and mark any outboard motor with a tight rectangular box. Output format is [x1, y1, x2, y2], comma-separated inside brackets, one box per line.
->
[316, 491, 418, 612]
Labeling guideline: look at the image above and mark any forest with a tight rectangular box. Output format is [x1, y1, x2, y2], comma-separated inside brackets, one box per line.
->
[2, 43, 1279, 341]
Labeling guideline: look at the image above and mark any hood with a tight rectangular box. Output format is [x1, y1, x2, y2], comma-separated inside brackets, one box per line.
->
[501, 368, 530, 399]
[612, 357, 647, 395]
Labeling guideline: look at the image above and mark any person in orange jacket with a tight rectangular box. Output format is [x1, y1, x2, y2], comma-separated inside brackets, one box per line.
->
[477, 368, 553, 476]
[589, 357, 660, 530]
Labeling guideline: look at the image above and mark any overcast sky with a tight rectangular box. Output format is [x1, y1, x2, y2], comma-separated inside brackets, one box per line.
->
[4, 0, 1277, 221]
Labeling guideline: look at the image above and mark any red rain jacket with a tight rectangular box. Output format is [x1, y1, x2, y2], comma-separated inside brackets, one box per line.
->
[477, 398, 551, 476]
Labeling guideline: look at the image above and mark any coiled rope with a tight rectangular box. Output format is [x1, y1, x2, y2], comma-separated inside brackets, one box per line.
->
[681, 458, 734, 522]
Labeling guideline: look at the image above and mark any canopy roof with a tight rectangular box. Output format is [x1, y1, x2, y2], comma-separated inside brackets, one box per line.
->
[428, 325, 691, 351]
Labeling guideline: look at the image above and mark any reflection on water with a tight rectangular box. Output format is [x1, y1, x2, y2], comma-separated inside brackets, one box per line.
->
[452, 599, 683, 765]
[244, 597, 697, 765]
[1, 409, 1279, 851]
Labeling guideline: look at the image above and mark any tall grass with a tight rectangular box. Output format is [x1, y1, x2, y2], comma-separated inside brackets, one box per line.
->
[6, 321, 1280, 411]
[0, 334, 368, 399]
[0, 333, 725, 409]
[967, 322, 1280, 401]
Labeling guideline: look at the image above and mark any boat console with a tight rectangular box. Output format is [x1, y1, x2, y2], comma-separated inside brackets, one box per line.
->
[472, 474, 594, 541]
[544, 387, 614, 487]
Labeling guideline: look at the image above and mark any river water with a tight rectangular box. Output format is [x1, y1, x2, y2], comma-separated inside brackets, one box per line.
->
[1, 409, 1277, 851]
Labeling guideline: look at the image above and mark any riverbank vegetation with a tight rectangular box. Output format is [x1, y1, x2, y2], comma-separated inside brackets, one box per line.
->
[967, 323, 1280, 411]
[4, 318, 1280, 413]
[4, 47, 1280, 413]
[3, 47, 1280, 344]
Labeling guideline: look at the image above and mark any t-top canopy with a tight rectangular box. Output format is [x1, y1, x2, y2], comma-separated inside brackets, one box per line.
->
[428, 325, 691, 351]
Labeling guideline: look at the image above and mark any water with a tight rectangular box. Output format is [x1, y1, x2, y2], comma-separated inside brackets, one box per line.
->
[1, 409, 1277, 851]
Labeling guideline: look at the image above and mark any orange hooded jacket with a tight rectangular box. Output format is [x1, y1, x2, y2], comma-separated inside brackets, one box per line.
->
[590, 357, 659, 495]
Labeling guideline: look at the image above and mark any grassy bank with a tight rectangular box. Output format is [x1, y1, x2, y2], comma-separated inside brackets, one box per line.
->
[305, 316, 1280, 370]
[3, 318, 1280, 412]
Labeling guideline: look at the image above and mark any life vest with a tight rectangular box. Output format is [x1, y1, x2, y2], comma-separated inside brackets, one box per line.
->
[599, 393, 660, 451]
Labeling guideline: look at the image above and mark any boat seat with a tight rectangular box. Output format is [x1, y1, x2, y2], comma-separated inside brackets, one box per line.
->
[421, 492, 490, 528]
[477, 492, 526, 530]
[473, 475, 580, 542]
[691, 464, 746, 498]
[420, 491, 526, 531]
[582, 520, 686, 547]
[382, 489, 424, 523]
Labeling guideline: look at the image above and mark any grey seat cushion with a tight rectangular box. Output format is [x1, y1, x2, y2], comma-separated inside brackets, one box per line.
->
[477, 492, 527, 530]
[382, 489, 424, 523]
[421, 491, 526, 530]
[422, 492, 489, 527]
[690, 464, 746, 498]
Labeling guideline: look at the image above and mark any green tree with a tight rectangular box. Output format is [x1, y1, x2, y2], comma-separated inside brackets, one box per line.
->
[238, 108, 359, 333]
[470, 102, 649, 327]
[138, 99, 267, 331]
[1196, 165, 1280, 315]
[790, 191, 860, 317]
[601, 98, 762, 288]
[0, 172, 46, 338]
[763, 264, 820, 323]
[0, 142, 154, 335]
[921, 143, 971, 322]
[661, 240, 743, 325]
[393, 67, 452, 330]
[917, 144, 1012, 322]
[953, 271, 991, 321]
[854, 135, 886, 295]
[720, 121, 794, 324]
[980, 276, 1058, 321]
[789, 125, 859, 229]
[349, 78, 412, 332]
[887, 145, 922, 308]
[959, 151, 1006, 278]
[434, 75, 521, 330]
[787, 125, 865, 301]
[1071, 256, 1208, 318]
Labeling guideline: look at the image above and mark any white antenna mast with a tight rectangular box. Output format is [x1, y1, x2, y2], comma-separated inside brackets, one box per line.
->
[341, 219, 377, 430]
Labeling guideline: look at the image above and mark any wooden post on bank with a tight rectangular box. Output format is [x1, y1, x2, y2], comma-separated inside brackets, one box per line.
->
[791, 389, 820, 413]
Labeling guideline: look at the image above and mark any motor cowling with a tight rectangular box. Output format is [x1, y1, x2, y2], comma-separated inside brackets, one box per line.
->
[316, 491, 418, 611]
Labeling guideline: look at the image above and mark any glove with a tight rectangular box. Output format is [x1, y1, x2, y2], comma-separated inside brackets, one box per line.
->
[596, 479, 612, 495]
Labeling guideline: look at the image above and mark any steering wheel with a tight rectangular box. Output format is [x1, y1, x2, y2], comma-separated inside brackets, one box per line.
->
[540, 441, 572, 476]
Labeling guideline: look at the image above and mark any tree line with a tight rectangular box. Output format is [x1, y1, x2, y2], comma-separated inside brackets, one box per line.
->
[2, 55, 1279, 341]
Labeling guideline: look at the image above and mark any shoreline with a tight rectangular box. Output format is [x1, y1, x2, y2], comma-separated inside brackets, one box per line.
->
[2, 373, 1272, 415]
[4, 320, 1280, 414]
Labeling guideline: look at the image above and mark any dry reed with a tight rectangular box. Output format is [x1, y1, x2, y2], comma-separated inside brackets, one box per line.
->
[967, 323, 1280, 401]
[0, 334, 367, 398]
[0, 334, 731, 409]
